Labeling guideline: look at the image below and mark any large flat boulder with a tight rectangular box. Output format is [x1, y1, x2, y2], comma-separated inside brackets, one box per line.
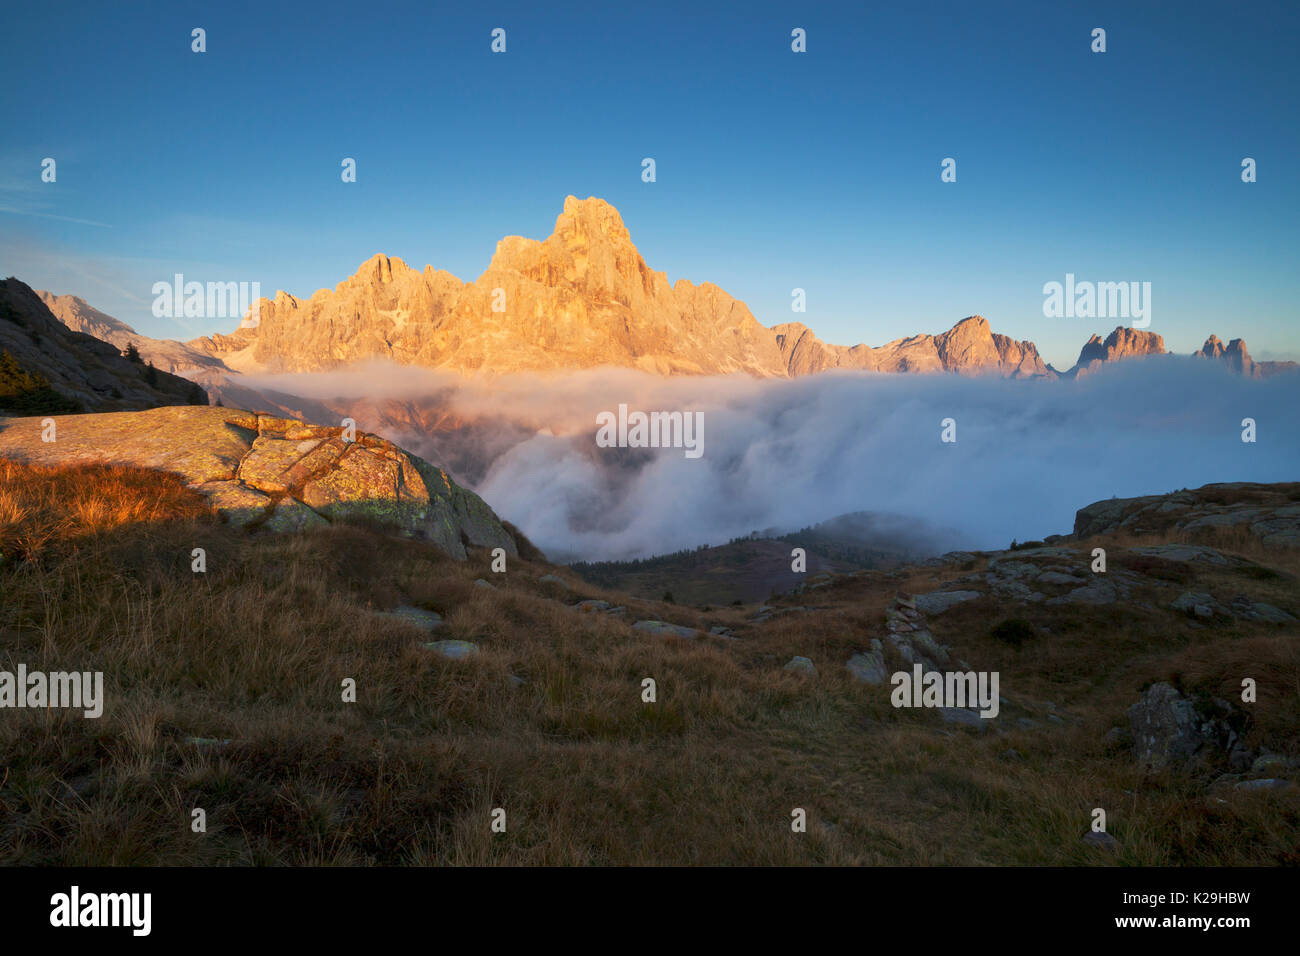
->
[913, 589, 981, 615]
[0, 404, 256, 483]
[0, 405, 517, 560]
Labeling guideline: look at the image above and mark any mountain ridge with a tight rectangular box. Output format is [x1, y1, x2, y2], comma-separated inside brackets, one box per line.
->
[36, 290, 235, 377]
[1, 278, 208, 414]
[27, 196, 1298, 383]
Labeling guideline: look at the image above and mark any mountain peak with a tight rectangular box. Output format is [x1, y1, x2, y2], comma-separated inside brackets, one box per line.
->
[351, 253, 412, 286]
[1196, 334, 1257, 377]
[562, 194, 623, 219]
[1076, 326, 1165, 366]
[554, 195, 634, 247]
[484, 196, 637, 278]
[36, 289, 136, 337]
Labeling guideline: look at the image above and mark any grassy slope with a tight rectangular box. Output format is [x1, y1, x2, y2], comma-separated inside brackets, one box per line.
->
[571, 537, 865, 605]
[0, 460, 1297, 865]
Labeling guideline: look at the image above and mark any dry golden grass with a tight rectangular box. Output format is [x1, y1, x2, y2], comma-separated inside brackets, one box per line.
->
[0, 459, 214, 562]
[0, 461, 1297, 865]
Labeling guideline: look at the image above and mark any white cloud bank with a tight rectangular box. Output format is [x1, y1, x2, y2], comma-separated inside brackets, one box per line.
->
[240, 359, 1300, 562]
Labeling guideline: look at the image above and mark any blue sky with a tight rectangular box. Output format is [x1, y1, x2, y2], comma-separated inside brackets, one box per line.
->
[1, 0, 1297, 369]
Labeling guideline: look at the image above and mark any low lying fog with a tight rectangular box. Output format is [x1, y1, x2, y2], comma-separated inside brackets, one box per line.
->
[240, 360, 1300, 562]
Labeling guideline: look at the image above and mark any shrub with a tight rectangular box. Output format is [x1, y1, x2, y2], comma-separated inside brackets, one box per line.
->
[0, 349, 81, 415]
[990, 618, 1036, 647]
[0, 301, 25, 326]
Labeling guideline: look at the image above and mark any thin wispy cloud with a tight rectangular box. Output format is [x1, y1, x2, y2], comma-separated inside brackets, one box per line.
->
[0, 206, 112, 228]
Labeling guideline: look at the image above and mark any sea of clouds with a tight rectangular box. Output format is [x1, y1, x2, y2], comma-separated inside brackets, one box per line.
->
[240, 359, 1300, 562]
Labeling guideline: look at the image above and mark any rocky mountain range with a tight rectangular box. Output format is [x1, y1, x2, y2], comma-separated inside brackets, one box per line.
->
[19, 196, 1297, 387]
[1070, 327, 1296, 380]
[186, 197, 790, 377]
[772, 315, 1053, 377]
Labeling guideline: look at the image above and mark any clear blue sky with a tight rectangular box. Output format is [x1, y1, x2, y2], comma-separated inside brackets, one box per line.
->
[2, 0, 1297, 369]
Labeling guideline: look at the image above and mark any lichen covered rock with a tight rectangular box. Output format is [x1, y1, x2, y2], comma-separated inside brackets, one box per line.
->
[0, 405, 517, 560]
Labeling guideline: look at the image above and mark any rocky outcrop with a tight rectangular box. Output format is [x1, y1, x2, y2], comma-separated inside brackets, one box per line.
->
[1168, 590, 1296, 623]
[1073, 482, 1300, 548]
[883, 593, 951, 671]
[0, 405, 518, 560]
[35, 290, 232, 377]
[1195, 335, 1254, 376]
[1195, 334, 1299, 379]
[1067, 327, 1165, 378]
[0, 279, 208, 414]
[847, 644, 889, 684]
[1129, 682, 1252, 773]
[913, 590, 981, 614]
[632, 620, 700, 639]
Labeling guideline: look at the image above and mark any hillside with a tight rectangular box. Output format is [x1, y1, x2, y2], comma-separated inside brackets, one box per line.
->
[1073, 482, 1300, 548]
[35, 289, 234, 377]
[0, 278, 208, 414]
[571, 537, 864, 605]
[572, 511, 957, 604]
[1, 448, 1296, 865]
